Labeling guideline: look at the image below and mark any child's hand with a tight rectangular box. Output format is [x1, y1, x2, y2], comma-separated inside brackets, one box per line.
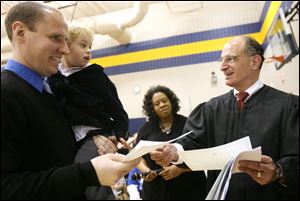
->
[93, 135, 118, 155]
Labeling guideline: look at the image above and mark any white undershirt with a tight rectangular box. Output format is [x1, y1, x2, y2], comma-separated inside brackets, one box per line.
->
[233, 80, 264, 102]
[58, 63, 90, 77]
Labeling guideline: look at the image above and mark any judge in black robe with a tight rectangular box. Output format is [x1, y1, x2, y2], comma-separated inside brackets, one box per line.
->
[179, 85, 298, 199]
[150, 36, 299, 200]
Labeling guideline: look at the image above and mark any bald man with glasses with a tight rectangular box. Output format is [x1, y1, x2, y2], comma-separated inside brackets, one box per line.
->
[150, 36, 299, 200]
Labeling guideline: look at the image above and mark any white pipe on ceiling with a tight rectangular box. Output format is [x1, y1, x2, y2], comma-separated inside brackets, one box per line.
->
[1, 1, 149, 64]
[91, 1, 149, 44]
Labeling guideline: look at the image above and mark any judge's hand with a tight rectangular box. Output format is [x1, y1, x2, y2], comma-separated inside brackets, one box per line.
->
[159, 165, 186, 181]
[91, 153, 141, 186]
[238, 155, 277, 185]
[93, 135, 118, 155]
[150, 144, 179, 167]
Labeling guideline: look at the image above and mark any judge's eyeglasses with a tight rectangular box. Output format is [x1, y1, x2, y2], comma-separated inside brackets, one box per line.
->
[218, 54, 255, 63]
[217, 55, 241, 63]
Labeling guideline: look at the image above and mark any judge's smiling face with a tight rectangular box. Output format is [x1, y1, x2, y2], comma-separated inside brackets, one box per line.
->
[219, 37, 261, 91]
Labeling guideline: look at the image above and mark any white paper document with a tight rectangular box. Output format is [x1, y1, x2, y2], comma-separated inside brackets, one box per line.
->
[177, 136, 260, 171]
[123, 130, 193, 161]
[205, 147, 261, 200]
[231, 147, 262, 173]
[205, 158, 235, 200]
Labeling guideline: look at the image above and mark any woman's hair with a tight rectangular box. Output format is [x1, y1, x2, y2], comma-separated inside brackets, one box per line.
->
[67, 26, 94, 45]
[142, 85, 180, 122]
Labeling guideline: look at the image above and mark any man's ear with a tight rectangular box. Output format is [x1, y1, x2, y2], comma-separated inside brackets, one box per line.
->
[11, 21, 27, 43]
[250, 55, 262, 70]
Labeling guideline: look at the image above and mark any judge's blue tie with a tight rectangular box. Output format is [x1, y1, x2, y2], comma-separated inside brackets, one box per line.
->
[237, 91, 249, 110]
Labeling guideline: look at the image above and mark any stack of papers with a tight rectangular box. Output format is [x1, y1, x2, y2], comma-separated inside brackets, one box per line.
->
[176, 136, 261, 200]
[123, 132, 261, 200]
[177, 136, 261, 171]
[205, 146, 261, 200]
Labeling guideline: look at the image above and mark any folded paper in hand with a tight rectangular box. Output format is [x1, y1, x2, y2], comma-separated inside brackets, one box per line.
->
[123, 130, 193, 161]
[177, 136, 261, 171]
[175, 136, 261, 200]
[205, 146, 261, 200]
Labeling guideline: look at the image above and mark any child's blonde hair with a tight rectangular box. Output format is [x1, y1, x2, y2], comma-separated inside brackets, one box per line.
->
[67, 26, 94, 45]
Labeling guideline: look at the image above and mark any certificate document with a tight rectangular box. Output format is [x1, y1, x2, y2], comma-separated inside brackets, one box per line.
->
[177, 136, 261, 171]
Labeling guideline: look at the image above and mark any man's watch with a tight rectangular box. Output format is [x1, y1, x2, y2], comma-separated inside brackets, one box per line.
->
[274, 162, 284, 181]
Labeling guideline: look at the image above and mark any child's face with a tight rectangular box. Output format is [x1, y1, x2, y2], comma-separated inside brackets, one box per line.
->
[64, 36, 92, 67]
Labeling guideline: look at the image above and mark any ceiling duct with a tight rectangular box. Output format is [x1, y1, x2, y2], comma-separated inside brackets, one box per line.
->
[91, 1, 149, 44]
[1, 1, 149, 64]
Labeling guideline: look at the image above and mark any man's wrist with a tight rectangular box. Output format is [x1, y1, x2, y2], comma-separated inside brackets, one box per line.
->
[171, 143, 183, 164]
[275, 162, 283, 180]
[274, 162, 286, 186]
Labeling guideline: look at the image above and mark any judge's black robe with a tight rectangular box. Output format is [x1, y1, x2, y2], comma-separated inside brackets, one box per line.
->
[178, 85, 299, 200]
[136, 114, 207, 200]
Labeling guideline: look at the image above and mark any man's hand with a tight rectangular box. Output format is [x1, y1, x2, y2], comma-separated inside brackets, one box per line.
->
[238, 155, 277, 185]
[93, 135, 118, 155]
[118, 136, 136, 151]
[91, 153, 141, 186]
[144, 170, 159, 182]
[150, 144, 179, 167]
[159, 165, 187, 181]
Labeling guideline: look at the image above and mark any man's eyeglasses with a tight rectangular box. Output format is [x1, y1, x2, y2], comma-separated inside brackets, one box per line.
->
[217, 55, 240, 63]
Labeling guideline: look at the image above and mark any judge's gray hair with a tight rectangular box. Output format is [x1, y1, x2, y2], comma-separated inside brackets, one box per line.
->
[243, 36, 265, 68]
